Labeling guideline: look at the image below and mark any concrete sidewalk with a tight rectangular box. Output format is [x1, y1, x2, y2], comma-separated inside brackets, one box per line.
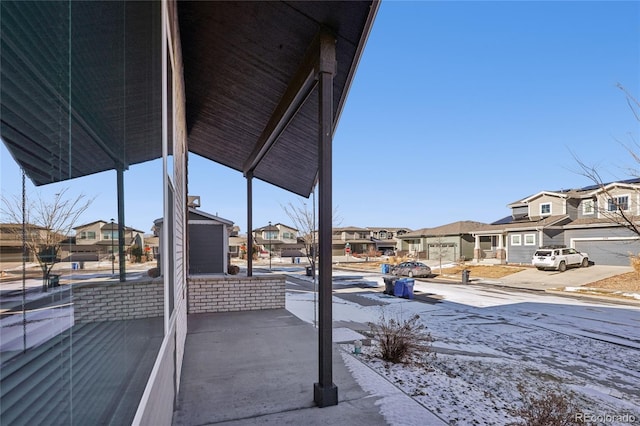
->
[172, 309, 385, 425]
[485, 265, 633, 291]
[172, 309, 444, 425]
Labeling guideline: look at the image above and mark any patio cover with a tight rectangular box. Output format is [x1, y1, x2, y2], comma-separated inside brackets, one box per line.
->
[0, 0, 379, 198]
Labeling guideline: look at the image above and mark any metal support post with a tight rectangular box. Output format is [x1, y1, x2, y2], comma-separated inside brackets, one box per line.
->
[314, 30, 338, 408]
[247, 171, 253, 276]
[117, 168, 126, 282]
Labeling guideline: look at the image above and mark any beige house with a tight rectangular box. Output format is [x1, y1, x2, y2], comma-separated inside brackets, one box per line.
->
[0, 223, 54, 263]
[331, 226, 411, 256]
[69, 220, 146, 261]
[253, 223, 304, 258]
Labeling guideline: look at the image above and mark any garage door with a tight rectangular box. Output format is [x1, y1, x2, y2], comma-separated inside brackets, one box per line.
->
[573, 239, 640, 266]
[428, 244, 456, 262]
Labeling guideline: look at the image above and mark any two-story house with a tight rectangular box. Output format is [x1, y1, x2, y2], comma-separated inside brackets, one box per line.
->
[253, 223, 304, 258]
[331, 226, 411, 256]
[472, 178, 640, 266]
[0, 223, 53, 263]
[71, 220, 145, 261]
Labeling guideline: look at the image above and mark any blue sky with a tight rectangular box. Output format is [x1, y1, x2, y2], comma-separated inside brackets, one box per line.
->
[1, 1, 639, 235]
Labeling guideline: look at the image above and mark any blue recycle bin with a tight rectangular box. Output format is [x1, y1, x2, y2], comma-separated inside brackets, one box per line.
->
[402, 278, 415, 299]
[393, 279, 405, 297]
[394, 278, 415, 299]
[381, 263, 390, 274]
[71, 262, 79, 270]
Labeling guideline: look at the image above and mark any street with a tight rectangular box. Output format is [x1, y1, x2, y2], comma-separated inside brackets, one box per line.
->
[285, 268, 640, 424]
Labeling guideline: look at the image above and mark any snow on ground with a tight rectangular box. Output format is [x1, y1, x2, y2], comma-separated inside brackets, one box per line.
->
[286, 279, 640, 425]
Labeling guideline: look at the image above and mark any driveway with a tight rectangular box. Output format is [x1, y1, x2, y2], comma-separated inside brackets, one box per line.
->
[492, 265, 633, 291]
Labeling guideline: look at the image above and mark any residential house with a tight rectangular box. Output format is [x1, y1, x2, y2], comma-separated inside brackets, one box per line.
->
[472, 179, 640, 266]
[367, 227, 410, 254]
[71, 220, 145, 262]
[332, 226, 373, 256]
[0, 223, 51, 263]
[228, 226, 246, 259]
[331, 226, 412, 256]
[397, 221, 487, 262]
[253, 223, 304, 258]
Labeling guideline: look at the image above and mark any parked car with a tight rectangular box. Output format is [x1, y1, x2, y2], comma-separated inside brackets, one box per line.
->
[390, 261, 431, 278]
[532, 246, 589, 272]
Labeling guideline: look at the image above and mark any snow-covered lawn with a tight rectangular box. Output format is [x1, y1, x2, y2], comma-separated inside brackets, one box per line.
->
[287, 277, 640, 425]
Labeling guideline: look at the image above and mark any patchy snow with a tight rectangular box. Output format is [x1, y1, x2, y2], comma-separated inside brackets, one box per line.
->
[564, 286, 640, 302]
[286, 281, 640, 425]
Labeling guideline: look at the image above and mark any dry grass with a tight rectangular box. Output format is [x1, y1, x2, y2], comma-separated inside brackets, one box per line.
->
[437, 264, 525, 279]
[585, 271, 640, 293]
[339, 258, 640, 294]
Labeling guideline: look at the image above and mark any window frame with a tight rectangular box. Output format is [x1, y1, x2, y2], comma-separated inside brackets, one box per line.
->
[582, 199, 594, 215]
[510, 234, 522, 246]
[607, 195, 629, 212]
[524, 233, 536, 246]
[540, 203, 551, 216]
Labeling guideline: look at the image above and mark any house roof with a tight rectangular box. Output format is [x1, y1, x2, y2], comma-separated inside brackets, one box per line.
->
[333, 226, 370, 232]
[473, 215, 571, 234]
[73, 220, 144, 234]
[1, 1, 379, 199]
[187, 208, 234, 226]
[508, 178, 640, 206]
[398, 221, 488, 238]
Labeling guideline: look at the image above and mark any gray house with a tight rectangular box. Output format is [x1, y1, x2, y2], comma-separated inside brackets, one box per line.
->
[472, 179, 640, 266]
[155, 208, 234, 275]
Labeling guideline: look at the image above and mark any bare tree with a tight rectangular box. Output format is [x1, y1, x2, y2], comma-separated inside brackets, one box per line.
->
[281, 196, 342, 276]
[573, 85, 640, 239]
[1, 188, 93, 289]
[431, 235, 451, 274]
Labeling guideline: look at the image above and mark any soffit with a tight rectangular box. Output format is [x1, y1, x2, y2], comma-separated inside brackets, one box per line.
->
[1, 1, 378, 198]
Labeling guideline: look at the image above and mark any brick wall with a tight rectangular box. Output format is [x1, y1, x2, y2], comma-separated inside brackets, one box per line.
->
[187, 275, 285, 313]
[74, 280, 164, 323]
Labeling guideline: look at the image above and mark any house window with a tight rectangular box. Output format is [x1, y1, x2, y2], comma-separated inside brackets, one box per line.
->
[582, 199, 594, 215]
[379, 231, 387, 239]
[524, 234, 535, 245]
[79, 232, 86, 239]
[608, 196, 629, 211]
[510, 234, 521, 246]
[540, 203, 551, 215]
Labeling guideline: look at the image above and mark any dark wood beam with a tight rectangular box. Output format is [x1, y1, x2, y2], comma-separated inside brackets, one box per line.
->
[242, 31, 326, 174]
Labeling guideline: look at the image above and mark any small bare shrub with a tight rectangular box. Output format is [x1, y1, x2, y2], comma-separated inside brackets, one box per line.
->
[368, 313, 433, 363]
[147, 267, 160, 278]
[228, 264, 240, 275]
[509, 383, 583, 426]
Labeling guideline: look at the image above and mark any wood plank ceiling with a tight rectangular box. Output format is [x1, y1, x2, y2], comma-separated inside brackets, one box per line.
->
[1, 1, 378, 198]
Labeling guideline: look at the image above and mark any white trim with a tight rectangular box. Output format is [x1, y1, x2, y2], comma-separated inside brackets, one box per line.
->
[570, 236, 640, 244]
[587, 182, 640, 196]
[161, 0, 170, 335]
[132, 311, 177, 426]
[582, 199, 594, 215]
[521, 191, 567, 203]
[524, 233, 536, 246]
[606, 193, 630, 212]
[510, 234, 522, 246]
